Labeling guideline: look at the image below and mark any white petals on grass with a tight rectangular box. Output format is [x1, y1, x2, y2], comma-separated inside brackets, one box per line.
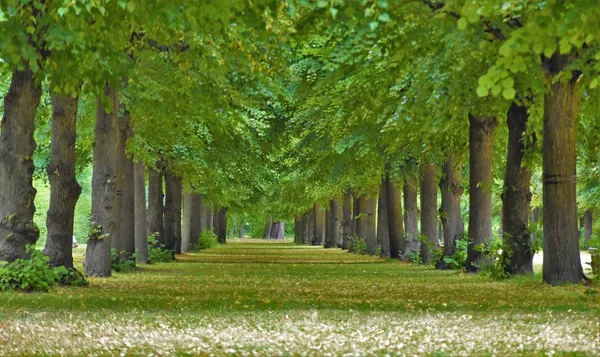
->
[0, 311, 597, 356]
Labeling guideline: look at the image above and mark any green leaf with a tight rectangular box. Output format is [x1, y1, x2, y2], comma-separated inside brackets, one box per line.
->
[127, 1, 136, 13]
[457, 17, 468, 30]
[502, 88, 516, 100]
[329, 8, 338, 18]
[590, 78, 599, 89]
[501, 77, 514, 89]
[476, 85, 489, 98]
[369, 21, 379, 31]
[378, 13, 390, 23]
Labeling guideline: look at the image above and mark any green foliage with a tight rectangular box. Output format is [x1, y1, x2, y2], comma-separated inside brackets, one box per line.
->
[110, 249, 136, 273]
[408, 250, 423, 264]
[347, 235, 367, 255]
[0, 245, 65, 292]
[481, 239, 510, 281]
[147, 234, 174, 264]
[442, 239, 469, 270]
[191, 231, 218, 251]
[54, 266, 88, 287]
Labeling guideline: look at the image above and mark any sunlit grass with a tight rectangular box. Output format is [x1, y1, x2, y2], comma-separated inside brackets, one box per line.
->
[0, 240, 597, 356]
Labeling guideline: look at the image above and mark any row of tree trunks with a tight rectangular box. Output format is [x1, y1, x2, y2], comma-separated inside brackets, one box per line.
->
[502, 102, 534, 275]
[419, 163, 438, 264]
[85, 85, 121, 277]
[436, 155, 465, 270]
[265, 220, 285, 239]
[313, 204, 326, 246]
[0, 69, 43, 262]
[43, 91, 82, 268]
[465, 115, 498, 272]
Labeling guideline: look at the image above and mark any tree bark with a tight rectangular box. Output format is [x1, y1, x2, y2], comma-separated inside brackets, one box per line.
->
[306, 208, 315, 245]
[212, 208, 219, 236]
[112, 111, 135, 260]
[465, 114, 498, 272]
[133, 161, 148, 264]
[0, 69, 42, 261]
[436, 155, 465, 269]
[189, 194, 203, 247]
[342, 191, 352, 249]
[174, 178, 183, 254]
[542, 53, 586, 284]
[351, 192, 359, 237]
[163, 173, 181, 253]
[217, 207, 227, 243]
[85, 85, 121, 277]
[43, 92, 81, 268]
[386, 175, 404, 259]
[147, 166, 164, 241]
[378, 180, 391, 258]
[313, 204, 326, 246]
[275, 222, 285, 239]
[420, 163, 438, 264]
[403, 180, 419, 258]
[324, 210, 330, 246]
[583, 210, 592, 249]
[357, 195, 378, 254]
[182, 192, 193, 252]
[326, 200, 341, 248]
[205, 205, 213, 232]
[294, 217, 302, 243]
[264, 218, 272, 239]
[502, 102, 534, 275]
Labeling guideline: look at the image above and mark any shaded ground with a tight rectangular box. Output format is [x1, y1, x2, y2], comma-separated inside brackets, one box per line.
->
[0, 240, 597, 356]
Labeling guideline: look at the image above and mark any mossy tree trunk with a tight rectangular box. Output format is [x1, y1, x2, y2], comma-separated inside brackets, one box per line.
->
[85, 85, 121, 277]
[420, 163, 438, 264]
[43, 91, 81, 268]
[436, 155, 465, 270]
[542, 53, 586, 284]
[0, 69, 42, 262]
[502, 103, 534, 275]
[465, 114, 498, 272]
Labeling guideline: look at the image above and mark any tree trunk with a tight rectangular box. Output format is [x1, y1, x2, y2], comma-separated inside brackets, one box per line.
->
[403, 181, 419, 259]
[583, 210, 593, 249]
[0, 69, 42, 261]
[351, 192, 359, 237]
[502, 102, 533, 275]
[420, 163, 438, 264]
[85, 85, 121, 277]
[378, 180, 391, 258]
[465, 114, 498, 272]
[386, 175, 404, 259]
[43, 92, 81, 268]
[326, 200, 340, 248]
[294, 217, 302, 243]
[306, 208, 315, 245]
[264, 218, 272, 239]
[163, 173, 181, 253]
[542, 54, 586, 284]
[324, 210, 330, 246]
[189, 194, 203, 247]
[436, 155, 465, 270]
[313, 204, 326, 246]
[342, 191, 352, 250]
[174, 178, 183, 254]
[275, 222, 285, 239]
[182, 192, 193, 252]
[204, 206, 213, 232]
[147, 166, 164, 241]
[530, 207, 541, 246]
[133, 161, 148, 264]
[357, 195, 377, 254]
[212, 208, 219, 236]
[217, 208, 227, 243]
[112, 111, 135, 260]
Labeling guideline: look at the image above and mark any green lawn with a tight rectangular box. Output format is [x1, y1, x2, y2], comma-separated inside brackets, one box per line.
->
[0, 240, 598, 356]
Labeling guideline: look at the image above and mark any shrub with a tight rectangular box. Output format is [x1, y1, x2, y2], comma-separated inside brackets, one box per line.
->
[110, 249, 137, 272]
[479, 238, 510, 281]
[0, 245, 66, 292]
[408, 250, 423, 264]
[347, 235, 367, 255]
[191, 231, 218, 251]
[442, 238, 468, 269]
[147, 233, 174, 264]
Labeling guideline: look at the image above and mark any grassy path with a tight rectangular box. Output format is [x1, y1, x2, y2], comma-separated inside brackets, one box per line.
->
[0, 240, 597, 356]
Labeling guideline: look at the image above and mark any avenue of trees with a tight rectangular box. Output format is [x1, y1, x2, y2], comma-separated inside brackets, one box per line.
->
[0, 0, 598, 285]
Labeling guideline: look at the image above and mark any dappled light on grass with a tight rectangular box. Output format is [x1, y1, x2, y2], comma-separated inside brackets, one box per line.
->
[0, 242, 597, 356]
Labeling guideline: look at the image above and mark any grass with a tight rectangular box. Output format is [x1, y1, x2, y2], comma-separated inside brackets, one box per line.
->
[0, 239, 598, 356]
